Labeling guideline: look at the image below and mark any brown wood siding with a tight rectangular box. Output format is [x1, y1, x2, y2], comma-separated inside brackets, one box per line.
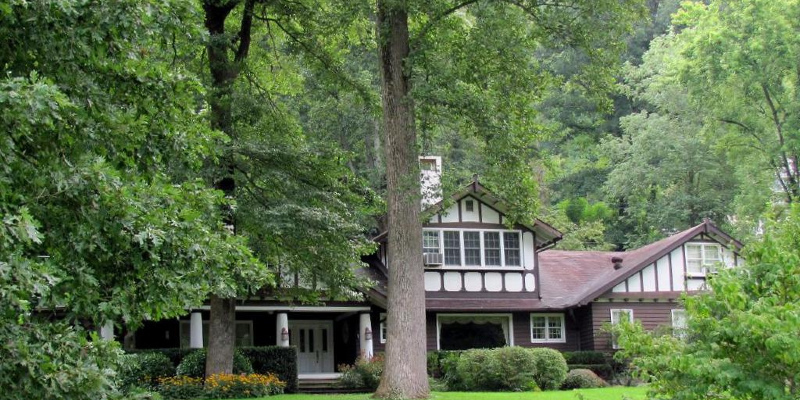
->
[426, 313, 438, 351]
[590, 301, 680, 352]
[574, 306, 595, 351]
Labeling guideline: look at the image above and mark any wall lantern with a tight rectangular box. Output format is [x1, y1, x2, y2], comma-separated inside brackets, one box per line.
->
[364, 327, 372, 341]
[281, 327, 289, 341]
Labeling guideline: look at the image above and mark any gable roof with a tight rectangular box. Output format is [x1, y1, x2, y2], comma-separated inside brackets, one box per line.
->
[539, 219, 743, 307]
[373, 178, 563, 248]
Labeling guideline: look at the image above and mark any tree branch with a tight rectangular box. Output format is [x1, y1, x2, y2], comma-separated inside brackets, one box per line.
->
[410, 0, 481, 49]
[235, 0, 256, 63]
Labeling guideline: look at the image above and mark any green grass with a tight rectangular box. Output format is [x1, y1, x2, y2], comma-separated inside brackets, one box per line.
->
[228, 386, 648, 400]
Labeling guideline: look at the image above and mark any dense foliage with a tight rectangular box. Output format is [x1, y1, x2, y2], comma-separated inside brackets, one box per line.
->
[562, 369, 609, 389]
[615, 205, 800, 399]
[175, 349, 253, 378]
[339, 354, 384, 391]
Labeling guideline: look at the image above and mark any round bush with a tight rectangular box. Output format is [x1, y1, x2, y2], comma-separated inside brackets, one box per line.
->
[528, 348, 568, 390]
[490, 346, 538, 391]
[119, 352, 175, 391]
[455, 348, 496, 391]
[175, 349, 253, 378]
[562, 368, 608, 389]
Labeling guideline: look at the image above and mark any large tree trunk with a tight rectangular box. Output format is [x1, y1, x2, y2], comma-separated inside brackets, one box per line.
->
[373, 1, 429, 398]
[205, 295, 236, 375]
[202, 0, 253, 377]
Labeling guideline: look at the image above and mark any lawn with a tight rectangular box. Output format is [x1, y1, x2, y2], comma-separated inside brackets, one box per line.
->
[228, 386, 648, 400]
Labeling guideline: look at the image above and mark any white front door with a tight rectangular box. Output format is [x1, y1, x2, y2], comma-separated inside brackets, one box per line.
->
[289, 320, 334, 373]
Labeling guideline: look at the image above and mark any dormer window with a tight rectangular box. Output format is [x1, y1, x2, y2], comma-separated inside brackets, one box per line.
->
[422, 229, 522, 268]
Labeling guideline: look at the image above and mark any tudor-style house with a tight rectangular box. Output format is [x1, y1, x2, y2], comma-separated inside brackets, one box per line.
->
[122, 156, 743, 377]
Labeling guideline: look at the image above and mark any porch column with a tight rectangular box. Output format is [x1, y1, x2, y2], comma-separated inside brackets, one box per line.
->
[276, 312, 289, 347]
[189, 311, 203, 348]
[359, 312, 373, 359]
[100, 320, 114, 341]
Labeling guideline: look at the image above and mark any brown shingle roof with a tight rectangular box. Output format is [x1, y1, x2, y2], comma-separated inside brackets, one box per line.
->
[539, 219, 742, 307]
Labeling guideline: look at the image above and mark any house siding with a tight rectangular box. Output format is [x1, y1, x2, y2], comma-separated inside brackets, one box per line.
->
[589, 301, 681, 352]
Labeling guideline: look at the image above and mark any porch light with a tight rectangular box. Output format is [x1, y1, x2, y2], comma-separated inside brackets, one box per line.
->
[281, 327, 289, 341]
[364, 327, 372, 341]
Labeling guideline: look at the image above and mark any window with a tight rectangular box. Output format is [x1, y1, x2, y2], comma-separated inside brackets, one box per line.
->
[504, 232, 521, 266]
[530, 314, 566, 343]
[380, 313, 387, 344]
[421, 229, 523, 268]
[686, 243, 722, 276]
[463, 231, 481, 266]
[610, 309, 634, 349]
[465, 200, 474, 212]
[423, 231, 440, 254]
[443, 231, 461, 265]
[484, 232, 501, 266]
[179, 320, 253, 348]
[671, 309, 687, 339]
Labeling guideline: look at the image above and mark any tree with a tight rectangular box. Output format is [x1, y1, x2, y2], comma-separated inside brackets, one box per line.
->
[373, 1, 643, 397]
[0, 1, 264, 398]
[615, 205, 800, 400]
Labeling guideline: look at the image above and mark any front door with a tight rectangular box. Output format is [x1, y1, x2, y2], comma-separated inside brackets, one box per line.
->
[289, 320, 334, 374]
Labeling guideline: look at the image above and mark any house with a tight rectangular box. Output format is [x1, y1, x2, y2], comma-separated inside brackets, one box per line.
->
[125, 157, 743, 376]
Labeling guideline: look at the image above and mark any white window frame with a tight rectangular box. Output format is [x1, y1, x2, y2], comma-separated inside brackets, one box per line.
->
[179, 320, 254, 348]
[685, 243, 723, 277]
[529, 313, 566, 343]
[422, 228, 523, 269]
[379, 313, 387, 344]
[435, 313, 514, 350]
[610, 309, 634, 350]
[671, 309, 688, 339]
[422, 231, 441, 254]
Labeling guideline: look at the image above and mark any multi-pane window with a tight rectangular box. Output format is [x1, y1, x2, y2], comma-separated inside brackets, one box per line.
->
[530, 314, 565, 343]
[686, 243, 722, 275]
[423, 231, 440, 254]
[504, 233, 521, 266]
[463, 231, 481, 266]
[671, 309, 687, 339]
[610, 309, 634, 349]
[484, 232, 502, 266]
[443, 231, 461, 265]
[421, 229, 523, 267]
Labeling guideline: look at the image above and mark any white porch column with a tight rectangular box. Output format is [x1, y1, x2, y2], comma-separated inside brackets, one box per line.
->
[189, 311, 203, 348]
[100, 320, 114, 341]
[276, 312, 289, 347]
[359, 312, 373, 359]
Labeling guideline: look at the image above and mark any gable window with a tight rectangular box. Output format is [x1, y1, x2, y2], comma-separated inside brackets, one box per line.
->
[686, 243, 722, 276]
[504, 233, 521, 266]
[465, 200, 474, 212]
[530, 314, 565, 343]
[423, 231, 440, 254]
[443, 231, 461, 265]
[610, 309, 634, 349]
[463, 231, 481, 266]
[671, 309, 687, 339]
[422, 229, 523, 268]
[484, 232, 501, 266]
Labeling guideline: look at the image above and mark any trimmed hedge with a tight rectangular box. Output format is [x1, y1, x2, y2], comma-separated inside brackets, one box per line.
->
[176, 349, 253, 378]
[118, 352, 175, 391]
[238, 347, 298, 393]
[562, 351, 607, 365]
[568, 363, 613, 380]
[529, 348, 568, 390]
[129, 348, 194, 369]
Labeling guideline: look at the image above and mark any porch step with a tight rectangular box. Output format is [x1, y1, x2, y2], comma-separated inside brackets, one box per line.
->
[297, 378, 369, 394]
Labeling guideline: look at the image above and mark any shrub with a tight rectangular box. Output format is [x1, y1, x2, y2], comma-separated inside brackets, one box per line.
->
[562, 369, 608, 389]
[563, 351, 607, 365]
[455, 348, 496, 391]
[528, 348, 568, 390]
[175, 349, 253, 378]
[439, 351, 464, 390]
[238, 346, 298, 393]
[339, 354, 384, 390]
[203, 373, 285, 399]
[490, 346, 538, 391]
[131, 348, 194, 369]
[568, 363, 613, 380]
[157, 375, 204, 400]
[119, 352, 175, 391]
[427, 350, 462, 379]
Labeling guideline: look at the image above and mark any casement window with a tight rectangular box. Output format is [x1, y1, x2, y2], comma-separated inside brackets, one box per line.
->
[530, 314, 566, 343]
[423, 231, 440, 254]
[671, 309, 687, 339]
[610, 309, 634, 349]
[685, 243, 722, 276]
[379, 313, 387, 344]
[421, 229, 522, 268]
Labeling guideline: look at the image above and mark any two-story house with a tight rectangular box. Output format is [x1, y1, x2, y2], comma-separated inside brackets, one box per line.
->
[126, 157, 743, 377]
